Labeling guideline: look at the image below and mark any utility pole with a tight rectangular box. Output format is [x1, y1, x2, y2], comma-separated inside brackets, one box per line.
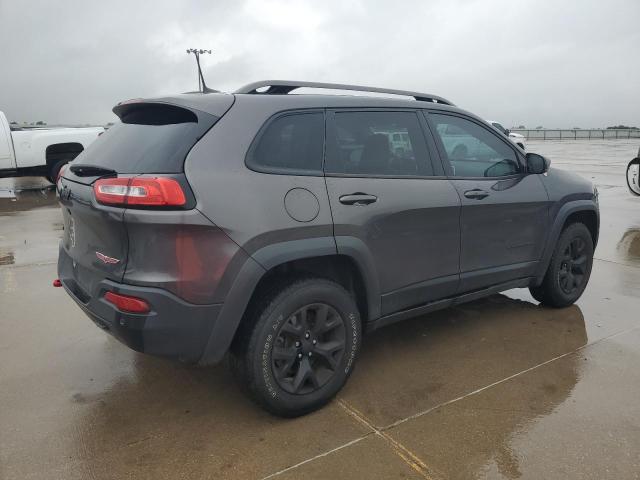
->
[186, 48, 212, 93]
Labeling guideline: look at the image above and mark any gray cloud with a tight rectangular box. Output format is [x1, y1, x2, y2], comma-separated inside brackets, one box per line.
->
[1, 0, 638, 128]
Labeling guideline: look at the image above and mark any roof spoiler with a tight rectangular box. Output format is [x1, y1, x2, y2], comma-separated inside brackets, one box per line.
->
[235, 80, 454, 106]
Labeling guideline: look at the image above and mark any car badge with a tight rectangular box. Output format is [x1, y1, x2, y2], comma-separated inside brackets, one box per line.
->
[96, 251, 120, 265]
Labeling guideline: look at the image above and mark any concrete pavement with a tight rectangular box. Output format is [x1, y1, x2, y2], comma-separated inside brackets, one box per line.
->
[1, 140, 639, 479]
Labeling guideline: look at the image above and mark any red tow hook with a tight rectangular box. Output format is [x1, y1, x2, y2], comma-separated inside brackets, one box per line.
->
[53, 279, 62, 287]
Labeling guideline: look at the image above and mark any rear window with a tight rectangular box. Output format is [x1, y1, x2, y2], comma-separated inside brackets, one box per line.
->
[79, 103, 218, 173]
[247, 111, 324, 175]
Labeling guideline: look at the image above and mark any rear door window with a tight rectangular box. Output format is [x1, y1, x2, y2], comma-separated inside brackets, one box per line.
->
[247, 111, 325, 175]
[325, 111, 433, 176]
[77, 103, 219, 174]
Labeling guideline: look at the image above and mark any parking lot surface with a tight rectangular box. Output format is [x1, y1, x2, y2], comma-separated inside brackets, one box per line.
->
[1, 140, 639, 479]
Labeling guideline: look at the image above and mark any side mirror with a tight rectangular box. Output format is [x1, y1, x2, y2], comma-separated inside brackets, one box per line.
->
[504, 128, 511, 136]
[526, 153, 550, 174]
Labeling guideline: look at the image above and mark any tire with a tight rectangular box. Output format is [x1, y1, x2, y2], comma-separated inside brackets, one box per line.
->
[230, 277, 362, 417]
[530, 223, 594, 308]
[46, 159, 68, 183]
[627, 158, 640, 196]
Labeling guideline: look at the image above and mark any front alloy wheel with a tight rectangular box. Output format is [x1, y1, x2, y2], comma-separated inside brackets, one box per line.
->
[530, 222, 594, 308]
[558, 237, 589, 295]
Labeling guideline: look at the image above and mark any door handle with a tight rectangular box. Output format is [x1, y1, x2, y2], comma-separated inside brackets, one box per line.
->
[464, 189, 489, 200]
[339, 193, 378, 206]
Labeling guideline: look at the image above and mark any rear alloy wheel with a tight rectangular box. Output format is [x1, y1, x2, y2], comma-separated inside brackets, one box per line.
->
[230, 277, 361, 417]
[530, 222, 594, 308]
[272, 303, 346, 395]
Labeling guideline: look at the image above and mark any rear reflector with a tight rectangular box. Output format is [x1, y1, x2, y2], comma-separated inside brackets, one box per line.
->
[94, 177, 186, 207]
[104, 291, 151, 314]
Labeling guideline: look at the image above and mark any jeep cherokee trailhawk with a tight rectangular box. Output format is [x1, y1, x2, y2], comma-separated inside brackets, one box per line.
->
[56, 81, 599, 416]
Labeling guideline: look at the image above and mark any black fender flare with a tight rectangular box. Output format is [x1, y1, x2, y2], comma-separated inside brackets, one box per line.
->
[198, 236, 381, 365]
[534, 200, 599, 284]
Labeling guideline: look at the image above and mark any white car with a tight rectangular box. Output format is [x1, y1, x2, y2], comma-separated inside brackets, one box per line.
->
[627, 147, 640, 196]
[0, 111, 103, 182]
[489, 120, 526, 150]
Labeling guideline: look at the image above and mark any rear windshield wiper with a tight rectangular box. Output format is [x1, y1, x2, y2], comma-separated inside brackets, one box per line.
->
[69, 164, 117, 177]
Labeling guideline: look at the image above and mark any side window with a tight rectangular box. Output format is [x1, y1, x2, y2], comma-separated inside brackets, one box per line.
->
[326, 111, 433, 176]
[248, 112, 324, 174]
[430, 114, 520, 178]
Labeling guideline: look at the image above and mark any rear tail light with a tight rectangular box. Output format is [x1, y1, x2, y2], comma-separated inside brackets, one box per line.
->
[104, 291, 151, 314]
[94, 177, 186, 207]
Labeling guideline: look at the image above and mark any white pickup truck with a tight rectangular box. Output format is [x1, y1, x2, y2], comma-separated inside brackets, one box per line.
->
[488, 120, 526, 150]
[0, 111, 104, 182]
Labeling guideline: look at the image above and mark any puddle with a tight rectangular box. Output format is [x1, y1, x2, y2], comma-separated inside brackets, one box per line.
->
[617, 228, 640, 264]
[0, 184, 58, 214]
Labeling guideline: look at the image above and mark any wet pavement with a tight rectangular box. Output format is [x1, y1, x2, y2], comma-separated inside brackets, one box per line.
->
[1, 140, 639, 479]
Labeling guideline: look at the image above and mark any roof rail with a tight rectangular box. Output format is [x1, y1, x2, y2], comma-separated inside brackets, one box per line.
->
[234, 80, 454, 106]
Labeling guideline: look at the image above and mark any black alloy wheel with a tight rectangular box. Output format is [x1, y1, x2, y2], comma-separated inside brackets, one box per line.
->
[230, 277, 361, 417]
[558, 237, 589, 295]
[271, 303, 346, 395]
[529, 222, 594, 308]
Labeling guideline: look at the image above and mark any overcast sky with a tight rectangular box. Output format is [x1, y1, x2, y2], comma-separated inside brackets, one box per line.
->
[0, 0, 638, 128]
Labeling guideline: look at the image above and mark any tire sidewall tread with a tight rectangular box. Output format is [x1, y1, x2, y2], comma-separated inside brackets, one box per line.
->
[231, 276, 361, 417]
[534, 222, 594, 308]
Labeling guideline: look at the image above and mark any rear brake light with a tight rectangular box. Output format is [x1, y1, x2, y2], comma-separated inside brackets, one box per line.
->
[104, 291, 150, 313]
[94, 177, 186, 207]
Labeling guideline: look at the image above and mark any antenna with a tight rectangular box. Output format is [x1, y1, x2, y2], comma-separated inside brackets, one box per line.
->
[186, 48, 215, 93]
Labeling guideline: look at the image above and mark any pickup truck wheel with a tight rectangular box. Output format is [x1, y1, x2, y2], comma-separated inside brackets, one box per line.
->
[530, 223, 594, 308]
[230, 277, 361, 417]
[46, 159, 68, 183]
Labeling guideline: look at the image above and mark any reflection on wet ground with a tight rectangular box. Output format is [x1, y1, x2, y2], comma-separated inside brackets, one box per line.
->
[0, 177, 61, 267]
[1, 140, 639, 479]
[0, 183, 57, 211]
[617, 228, 640, 262]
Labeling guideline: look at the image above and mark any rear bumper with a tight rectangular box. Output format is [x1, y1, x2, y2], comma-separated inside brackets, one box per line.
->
[58, 246, 221, 363]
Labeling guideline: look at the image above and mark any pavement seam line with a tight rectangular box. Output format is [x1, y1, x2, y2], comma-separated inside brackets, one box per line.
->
[337, 399, 444, 480]
[594, 256, 640, 269]
[259, 435, 371, 480]
[382, 323, 640, 431]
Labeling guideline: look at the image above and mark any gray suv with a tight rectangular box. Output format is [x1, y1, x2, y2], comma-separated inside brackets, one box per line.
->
[56, 80, 599, 416]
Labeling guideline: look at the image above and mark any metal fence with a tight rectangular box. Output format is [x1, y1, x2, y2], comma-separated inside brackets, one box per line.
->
[512, 129, 640, 140]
